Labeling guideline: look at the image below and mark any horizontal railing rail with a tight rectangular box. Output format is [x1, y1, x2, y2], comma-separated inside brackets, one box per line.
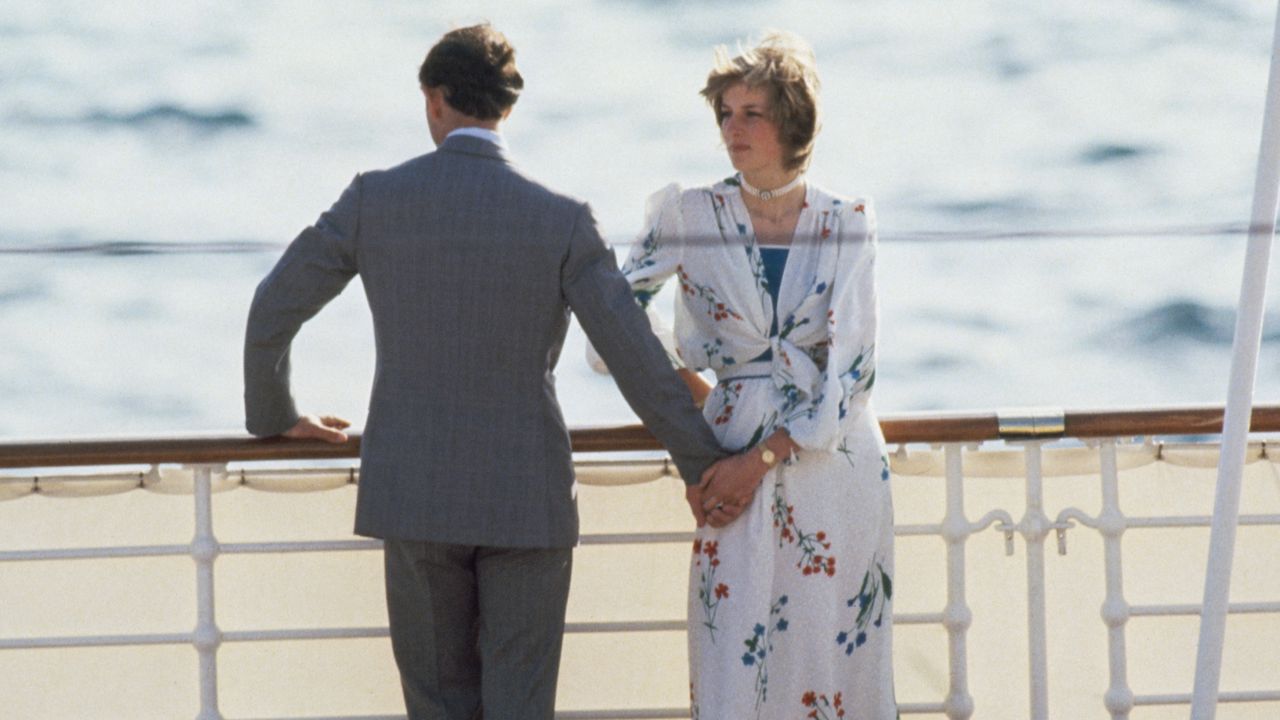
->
[3, 403, 1280, 469]
[3, 404, 1280, 719]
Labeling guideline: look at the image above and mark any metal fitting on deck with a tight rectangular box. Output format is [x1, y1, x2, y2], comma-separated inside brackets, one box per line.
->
[997, 407, 1066, 439]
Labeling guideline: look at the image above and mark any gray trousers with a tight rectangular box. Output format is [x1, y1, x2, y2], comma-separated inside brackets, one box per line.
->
[383, 538, 573, 720]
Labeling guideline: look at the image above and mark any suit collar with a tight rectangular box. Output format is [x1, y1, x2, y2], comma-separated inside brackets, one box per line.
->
[439, 134, 511, 163]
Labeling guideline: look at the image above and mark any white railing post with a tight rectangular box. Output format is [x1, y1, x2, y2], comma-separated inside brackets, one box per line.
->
[941, 444, 976, 720]
[1021, 441, 1051, 720]
[1052, 439, 1136, 718]
[191, 464, 223, 720]
[1097, 440, 1134, 719]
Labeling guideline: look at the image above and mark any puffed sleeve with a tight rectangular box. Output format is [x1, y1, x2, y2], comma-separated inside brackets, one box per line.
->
[782, 200, 878, 451]
[622, 183, 684, 308]
[588, 183, 685, 372]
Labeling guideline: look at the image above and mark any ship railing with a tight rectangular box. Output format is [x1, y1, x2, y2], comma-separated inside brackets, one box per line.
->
[2, 405, 1279, 720]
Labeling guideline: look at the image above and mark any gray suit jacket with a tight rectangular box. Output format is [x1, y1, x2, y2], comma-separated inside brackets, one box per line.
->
[244, 135, 726, 548]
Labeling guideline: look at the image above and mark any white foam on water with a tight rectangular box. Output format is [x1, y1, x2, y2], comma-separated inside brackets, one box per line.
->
[2, 0, 1279, 435]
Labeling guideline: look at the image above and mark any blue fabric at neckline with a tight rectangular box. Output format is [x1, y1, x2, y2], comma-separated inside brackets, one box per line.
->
[751, 247, 790, 362]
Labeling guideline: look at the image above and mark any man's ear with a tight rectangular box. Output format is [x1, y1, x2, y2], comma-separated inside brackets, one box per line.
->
[423, 85, 445, 119]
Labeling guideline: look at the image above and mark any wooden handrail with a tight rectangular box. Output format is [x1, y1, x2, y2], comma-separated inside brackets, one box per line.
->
[1, 404, 1279, 470]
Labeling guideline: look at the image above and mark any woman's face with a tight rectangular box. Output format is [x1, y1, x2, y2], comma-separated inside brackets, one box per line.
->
[719, 83, 786, 176]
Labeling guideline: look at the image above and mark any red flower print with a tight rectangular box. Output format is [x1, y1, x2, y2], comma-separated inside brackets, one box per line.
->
[677, 266, 695, 296]
[680, 270, 743, 321]
[695, 539, 728, 640]
[705, 540, 722, 567]
[771, 489, 836, 578]
[714, 404, 734, 425]
[821, 227, 832, 239]
[854, 203, 865, 213]
[714, 381, 742, 426]
[692, 539, 702, 556]
[801, 690, 841, 719]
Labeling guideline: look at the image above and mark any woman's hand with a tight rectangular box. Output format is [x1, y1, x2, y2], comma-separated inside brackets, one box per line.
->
[696, 430, 800, 527]
[697, 451, 769, 527]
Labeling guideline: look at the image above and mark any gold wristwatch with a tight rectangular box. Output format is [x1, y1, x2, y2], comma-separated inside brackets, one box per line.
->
[758, 446, 779, 468]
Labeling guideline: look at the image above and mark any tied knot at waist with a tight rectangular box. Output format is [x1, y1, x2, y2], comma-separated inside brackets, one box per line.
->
[713, 336, 823, 404]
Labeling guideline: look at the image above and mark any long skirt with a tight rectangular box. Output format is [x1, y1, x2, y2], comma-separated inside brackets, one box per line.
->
[688, 392, 897, 720]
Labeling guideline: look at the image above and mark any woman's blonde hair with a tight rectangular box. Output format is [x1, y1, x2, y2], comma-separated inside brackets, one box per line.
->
[701, 31, 822, 172]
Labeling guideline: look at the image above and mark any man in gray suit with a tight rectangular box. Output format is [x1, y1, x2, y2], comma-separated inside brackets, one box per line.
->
[244, 24, 751, 719]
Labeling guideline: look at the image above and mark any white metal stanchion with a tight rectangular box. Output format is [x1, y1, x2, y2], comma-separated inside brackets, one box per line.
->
[192, 465, 224, 720]
[1189, 2, 1280, 716]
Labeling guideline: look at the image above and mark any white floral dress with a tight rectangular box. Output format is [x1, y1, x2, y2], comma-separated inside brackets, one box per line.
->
[621, 178, 897, 719]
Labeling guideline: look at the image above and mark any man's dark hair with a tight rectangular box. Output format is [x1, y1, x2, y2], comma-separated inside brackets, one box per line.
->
[419, 24, 523, 121]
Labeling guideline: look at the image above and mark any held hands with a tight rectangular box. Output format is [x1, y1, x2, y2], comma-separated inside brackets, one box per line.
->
[283, 414, 352, 443]
[689, 450, 773, 528]
[685, 483, 710, 527]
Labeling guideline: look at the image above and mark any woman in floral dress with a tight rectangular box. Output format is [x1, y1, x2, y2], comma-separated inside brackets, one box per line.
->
[615, 33, 897, 718]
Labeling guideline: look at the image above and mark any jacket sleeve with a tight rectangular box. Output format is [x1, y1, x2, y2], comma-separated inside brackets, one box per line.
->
[563, 201, 727, 484]
[586, 183, 684, 372]
[243, 175, 361, 436]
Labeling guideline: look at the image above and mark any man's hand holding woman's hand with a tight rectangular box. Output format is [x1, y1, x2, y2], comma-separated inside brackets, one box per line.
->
[691, 450, 772, 528]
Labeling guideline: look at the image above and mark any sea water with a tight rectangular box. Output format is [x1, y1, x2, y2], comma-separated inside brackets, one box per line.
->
[2, 0, 1280, 438]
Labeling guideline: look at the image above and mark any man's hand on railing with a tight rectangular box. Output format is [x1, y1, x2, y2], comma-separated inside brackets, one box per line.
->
[283, 414, 352, 444]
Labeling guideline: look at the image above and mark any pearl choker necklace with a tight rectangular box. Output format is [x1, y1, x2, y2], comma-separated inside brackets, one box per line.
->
[738, 173, 805, 201]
